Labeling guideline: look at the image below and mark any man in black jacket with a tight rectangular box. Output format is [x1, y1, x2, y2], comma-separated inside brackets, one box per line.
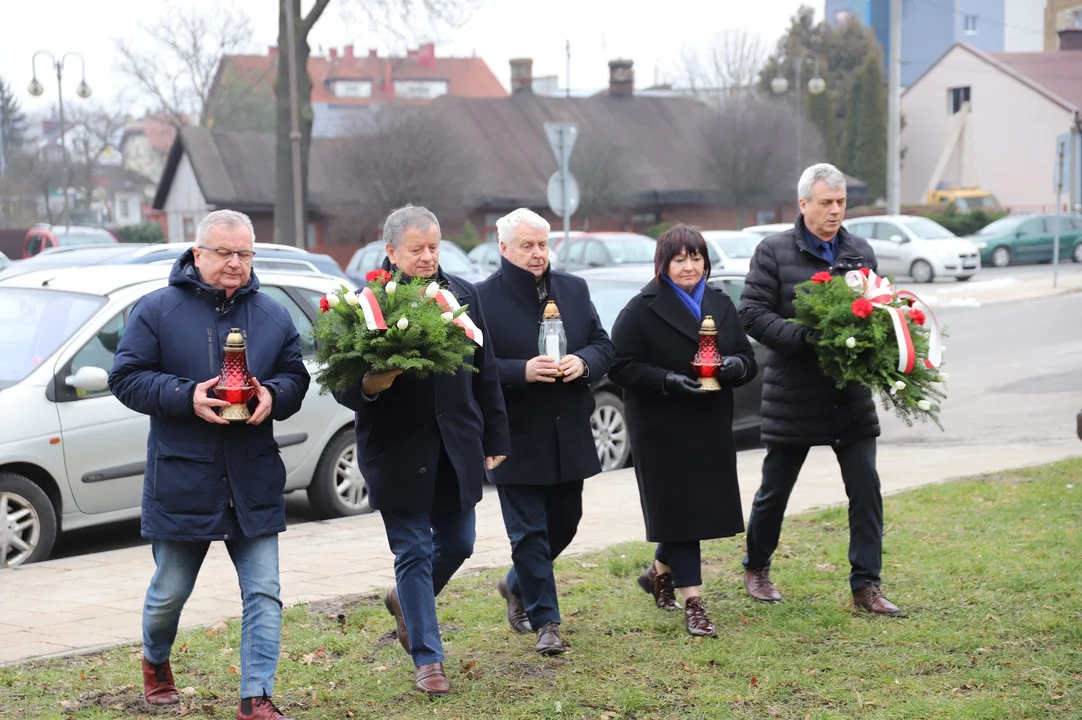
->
[332, 205, 510, 695]
[738, 163, 901, 616]
[476, 208, 614, 655]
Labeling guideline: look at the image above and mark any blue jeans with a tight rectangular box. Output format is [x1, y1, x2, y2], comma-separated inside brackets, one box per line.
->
[143, 535, 283, 699]
[382, 507, 476, 666]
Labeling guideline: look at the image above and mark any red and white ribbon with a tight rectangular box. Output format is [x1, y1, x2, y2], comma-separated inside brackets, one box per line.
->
[845, 269, 942, 373]
[356, 287, 388, 331]
[434, 288, 484, 347]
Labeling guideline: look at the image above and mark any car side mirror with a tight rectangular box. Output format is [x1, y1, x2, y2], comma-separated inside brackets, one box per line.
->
[890, 234, 909, 244]
[65, 366, 110, 393]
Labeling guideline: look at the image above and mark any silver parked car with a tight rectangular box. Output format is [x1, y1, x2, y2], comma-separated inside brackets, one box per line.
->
[842, 215, 981, 283]
[0, 265, 369, 568]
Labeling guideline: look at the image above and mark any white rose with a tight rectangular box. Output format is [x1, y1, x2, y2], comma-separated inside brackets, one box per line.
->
[845, 337, 856, 349]
[916, 400, 932, 411]
[345, 292, 359, 306]
[937, 372, 949, 382]
[894, 381, 906, 391]
[396, 317, 409, 330]
[325, 293, 340, 308]
[385, 281, 397, 294]
[425, 282, 440, 299]
[441, 311, 454, 323]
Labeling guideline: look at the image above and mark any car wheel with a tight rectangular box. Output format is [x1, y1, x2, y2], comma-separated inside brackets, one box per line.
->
[991, 246, 1011, 268]
[0, 472, 57, 568]
[591, 391, 630, 472]
[909, 259, 934, 284]
[1072, 244, 1082, 263]
[306, 428, 372, 519]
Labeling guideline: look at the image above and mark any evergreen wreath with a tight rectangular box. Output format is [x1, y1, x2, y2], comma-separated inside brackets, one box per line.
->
[792, 269, 948, 428]
[311, 269, 478, 395]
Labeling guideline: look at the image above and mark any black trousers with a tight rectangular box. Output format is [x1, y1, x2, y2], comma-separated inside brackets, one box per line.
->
[655, 541, 701, 588]
[743, 437, 883, 591]
[496, 481, 584, 628]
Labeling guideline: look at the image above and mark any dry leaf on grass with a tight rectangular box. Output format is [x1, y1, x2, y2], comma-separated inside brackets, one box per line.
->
[302, 648, 326, 665]
[206, 620, 229, 637]
[227, 665, 240, 675]
[181, 687, 198, 696]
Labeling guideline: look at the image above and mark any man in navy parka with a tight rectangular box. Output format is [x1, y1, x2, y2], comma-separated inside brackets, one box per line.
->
[109, 209, 309, 720]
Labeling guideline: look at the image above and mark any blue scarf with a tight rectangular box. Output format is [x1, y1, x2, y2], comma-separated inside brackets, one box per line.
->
[662, 275, 706, 320]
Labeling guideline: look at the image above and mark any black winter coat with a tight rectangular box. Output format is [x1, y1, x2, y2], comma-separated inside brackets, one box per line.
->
[609, 279, 757, 543]
[476, 257, 615, 486]
[332, 265, 510, 514]
[739, 215, 880, 446]
[109, 252, 311, 542]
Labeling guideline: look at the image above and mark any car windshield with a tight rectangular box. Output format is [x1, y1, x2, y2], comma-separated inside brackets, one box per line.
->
[0, 288, 106, 389]
[582, 281, 641, 331]
[57, 233, 115, 247]
[899, 217, 956, 240]
[708, 235, 762, 259]
[438, 243, 473, 274]
[976, 215, 1026, 235]
[602, 238, 656, 264]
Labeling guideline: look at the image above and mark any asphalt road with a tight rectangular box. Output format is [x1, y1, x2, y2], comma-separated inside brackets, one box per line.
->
[49, 287, 1082, 561]
[894, 259, 1082, 290]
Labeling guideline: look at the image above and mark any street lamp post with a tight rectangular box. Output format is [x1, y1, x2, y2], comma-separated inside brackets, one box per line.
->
[28, 50, 91, 227]
[772, 51, 826, 179]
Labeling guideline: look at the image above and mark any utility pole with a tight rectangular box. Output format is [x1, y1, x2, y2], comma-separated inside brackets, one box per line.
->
[284, 0, 305, 248]
[796, 50, 804, 180]
[565, 40, 571, 98]
[886, 0, 902, 214]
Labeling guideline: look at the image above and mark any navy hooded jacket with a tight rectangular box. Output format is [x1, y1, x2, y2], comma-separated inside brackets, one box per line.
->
[108, 251, 310, 541]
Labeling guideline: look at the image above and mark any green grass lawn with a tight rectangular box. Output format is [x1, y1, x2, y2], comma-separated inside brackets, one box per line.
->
[2, 460, 1080, 719]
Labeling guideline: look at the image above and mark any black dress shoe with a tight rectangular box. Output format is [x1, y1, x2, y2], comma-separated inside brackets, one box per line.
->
[535, 622, 564, 656]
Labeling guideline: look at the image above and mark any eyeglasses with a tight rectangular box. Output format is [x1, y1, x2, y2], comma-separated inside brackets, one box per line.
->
[197, 246, 256, 263]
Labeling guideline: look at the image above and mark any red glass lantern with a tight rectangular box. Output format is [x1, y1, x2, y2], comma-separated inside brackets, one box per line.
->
[690, 315, 723, 392]
[215, 328, 255, 421]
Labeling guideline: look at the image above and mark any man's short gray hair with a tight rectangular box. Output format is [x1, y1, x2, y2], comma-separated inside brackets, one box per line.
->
[798, 163, 847, 203]
[496, 207, 551, 245]
[382, 204, 441, 250]
[196, 209, 255, 245]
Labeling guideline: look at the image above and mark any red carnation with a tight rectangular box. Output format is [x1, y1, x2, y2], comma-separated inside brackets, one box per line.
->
[319, 296, 331, 313]
[860, 267, 870, 277]
[811, 271, 833, 284]
[909, 308, 926, 325]
[366, 269, 392, 283]
[851, 298, 874, 319]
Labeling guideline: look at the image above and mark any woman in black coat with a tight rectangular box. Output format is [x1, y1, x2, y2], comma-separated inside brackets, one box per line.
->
[608, 225, 758, 638]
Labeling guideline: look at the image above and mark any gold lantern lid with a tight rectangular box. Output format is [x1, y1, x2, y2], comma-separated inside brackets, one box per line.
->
[225, 328, 246, 350]
[543, 300, 561, 319]
[699, 315, 717, 336]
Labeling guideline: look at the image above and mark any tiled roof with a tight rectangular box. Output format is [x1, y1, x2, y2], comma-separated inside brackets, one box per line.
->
[988, 49, 1082, 111]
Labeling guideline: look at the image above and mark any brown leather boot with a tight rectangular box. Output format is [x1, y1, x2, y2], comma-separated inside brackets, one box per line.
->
[534, 622, 564, 656]
[384, 587, 410, 654]
[237, 695, 292, 720]
[743, 567, 782, 602]
[852, 583, 902, 617]
[141, 656, 179, 706]
[637, 564, 679, 610]
[415, 662, 451, 696]
[497, 577, 532, 634]
[683, 597, 718, 638]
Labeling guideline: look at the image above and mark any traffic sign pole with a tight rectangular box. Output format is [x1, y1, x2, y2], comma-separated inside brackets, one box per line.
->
[1054, 135, 1068, 288]
[543, 121, 579, 244]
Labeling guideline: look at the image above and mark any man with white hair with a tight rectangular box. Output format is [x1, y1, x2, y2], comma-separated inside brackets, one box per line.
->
[109, 209, 310, 719]
[738, 163, 902, 616]
[476, 208, 614, 655]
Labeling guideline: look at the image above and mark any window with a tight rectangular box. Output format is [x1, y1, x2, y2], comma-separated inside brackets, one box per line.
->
[1018, 218, 1045, 235]
[1070, 9, 1082, 28]
[562, 240, 585, 263]
[259, 286, 316, 358]
[119, 198, 131, 219]
[584, 241, 607, 267]
[876, 223, 906, 241]
[963, 14, 978, 35]
[183, 217, 195, 243]
[332, 81, 372, 98]
[846, 222, 875, 238]
[392, 80, 448, 99]
[25, 234, 44, 256]
[708, 278, 747, 309]
[483, 214, 500, 244]
[949, 86, 971, 114]
[67, 304, 135, 399]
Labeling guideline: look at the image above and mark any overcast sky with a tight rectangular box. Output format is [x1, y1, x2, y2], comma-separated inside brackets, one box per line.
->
[2, 0, 823, 115]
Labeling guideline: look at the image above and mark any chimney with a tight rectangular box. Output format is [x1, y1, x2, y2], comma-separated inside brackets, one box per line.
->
[1058, 28, 1082, 51]
[329, 47, 338, 60]
[608, 59, 634, 97]
[268, 45, 278, 57]
[368, 48, 378, 58]
[510, 58, 533, 94]
[344, 44, 355, 60]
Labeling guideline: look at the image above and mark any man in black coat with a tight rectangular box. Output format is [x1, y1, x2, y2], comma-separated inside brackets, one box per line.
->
[476, 208, 614, 656]
[738, 163, 902, 616]
[332, 205, 509, 696]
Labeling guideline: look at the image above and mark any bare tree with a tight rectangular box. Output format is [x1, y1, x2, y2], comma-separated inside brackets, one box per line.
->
[328, 106, 474, 244]
[569, 134, 631, 230]
[275, 0, 480, 246]
[115, 3, 257, 127]
[700, 95, 825, 227]
[679, 29, 768, 104]
[66, 104, 130, 209]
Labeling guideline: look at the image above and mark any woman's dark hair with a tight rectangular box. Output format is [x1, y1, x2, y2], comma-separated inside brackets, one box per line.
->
[654, 224, 711, 282]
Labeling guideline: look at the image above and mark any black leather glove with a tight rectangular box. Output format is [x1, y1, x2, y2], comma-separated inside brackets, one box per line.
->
[664, 372, 706, 395]
[716, 356, 746, 381]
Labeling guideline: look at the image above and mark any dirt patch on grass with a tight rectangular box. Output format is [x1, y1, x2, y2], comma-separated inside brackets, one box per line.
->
[978, 473, 1033, 484]
[299, 592, 383, 617]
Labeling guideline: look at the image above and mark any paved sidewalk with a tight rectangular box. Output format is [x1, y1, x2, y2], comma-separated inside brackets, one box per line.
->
[1, 439, 1077, 666]
[915, 271, 1082, 308]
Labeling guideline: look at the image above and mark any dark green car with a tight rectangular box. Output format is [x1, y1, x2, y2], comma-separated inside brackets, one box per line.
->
[969, 213, 1082, 268]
